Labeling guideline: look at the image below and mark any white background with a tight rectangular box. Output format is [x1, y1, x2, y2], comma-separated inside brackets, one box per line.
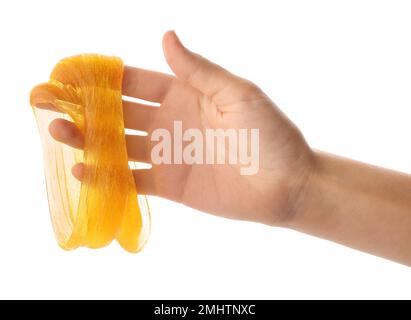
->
[1, 0, 411, 299]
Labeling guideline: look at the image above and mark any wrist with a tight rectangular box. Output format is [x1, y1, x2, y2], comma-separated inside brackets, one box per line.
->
[284, 151, 349, 236]
[281, 150, 326, 230]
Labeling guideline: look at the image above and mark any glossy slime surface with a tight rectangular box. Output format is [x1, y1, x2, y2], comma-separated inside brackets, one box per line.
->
[30, 55, 150, 252]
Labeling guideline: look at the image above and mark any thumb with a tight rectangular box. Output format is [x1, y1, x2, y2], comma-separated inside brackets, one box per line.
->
[162, 31, 244, 102]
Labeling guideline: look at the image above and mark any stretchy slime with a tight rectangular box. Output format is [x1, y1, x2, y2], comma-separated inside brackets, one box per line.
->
[30, 55, 150, 252]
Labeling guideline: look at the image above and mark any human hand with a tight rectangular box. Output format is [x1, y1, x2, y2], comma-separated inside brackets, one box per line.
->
[46, 31, 315, 226]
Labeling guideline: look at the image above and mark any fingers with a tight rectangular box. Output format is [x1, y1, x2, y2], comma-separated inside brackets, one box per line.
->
[122, 66, 173, 103]
[49, 119, 84, 149]
[122, 100, 156, 132]
[48, 118, 150, 163]
[132, 168, 156, 196]
[162, 30, 245, 103]
[72, 163, 84, 181]
[32, 67, 173, 106]
[38, 99, 156, 132]
[125, 135, 150, 163]
[49, 118, 156, 196]
[71, 164, 157, 198]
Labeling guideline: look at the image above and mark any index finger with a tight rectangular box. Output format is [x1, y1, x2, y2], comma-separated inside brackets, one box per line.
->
[122, 66, 173, 103]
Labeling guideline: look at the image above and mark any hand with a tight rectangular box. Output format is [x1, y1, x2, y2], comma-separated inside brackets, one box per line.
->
[47, 31, 315, 226]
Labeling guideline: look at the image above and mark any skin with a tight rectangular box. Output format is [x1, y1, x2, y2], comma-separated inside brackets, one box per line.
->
[43, 31, 411, 266]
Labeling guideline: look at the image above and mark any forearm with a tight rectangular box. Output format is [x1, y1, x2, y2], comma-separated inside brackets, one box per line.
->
[289, 151, 411, 266]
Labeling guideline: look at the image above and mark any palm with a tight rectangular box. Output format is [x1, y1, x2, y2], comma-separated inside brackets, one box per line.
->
[140, 77, 312, 224]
